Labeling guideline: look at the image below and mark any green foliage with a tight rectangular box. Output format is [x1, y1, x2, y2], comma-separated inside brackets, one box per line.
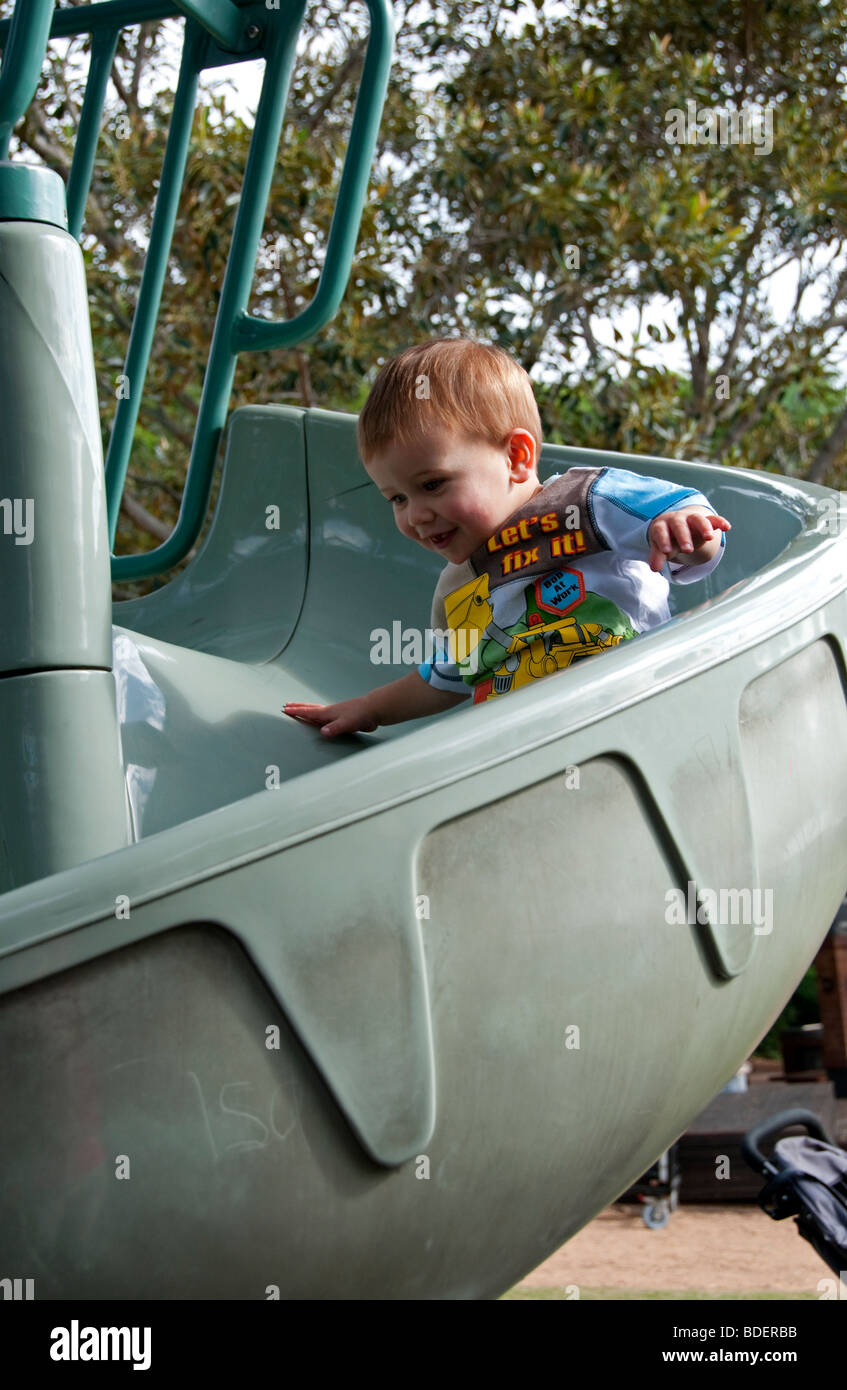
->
[754, 967, 821, 1059]
[2, 0, 846, 593]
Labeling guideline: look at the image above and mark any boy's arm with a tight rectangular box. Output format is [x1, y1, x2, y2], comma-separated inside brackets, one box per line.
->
[371, 672, 468, 724]
[586, 469, 729, 574]
[284, 671, 466, 738]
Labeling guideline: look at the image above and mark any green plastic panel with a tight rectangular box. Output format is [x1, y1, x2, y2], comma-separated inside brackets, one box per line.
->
[0, 160, 67, 226]
[0, 219, 112, 674]
[0, 620, 845, 1293]
[114, 408, 309, 662]
[0, 670, 132, 894]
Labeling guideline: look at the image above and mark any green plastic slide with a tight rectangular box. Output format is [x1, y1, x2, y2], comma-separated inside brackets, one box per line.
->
[1, 0, 846, 1299]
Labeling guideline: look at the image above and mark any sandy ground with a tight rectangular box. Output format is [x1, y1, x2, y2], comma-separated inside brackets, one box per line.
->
[519, 1204, 845, 1296]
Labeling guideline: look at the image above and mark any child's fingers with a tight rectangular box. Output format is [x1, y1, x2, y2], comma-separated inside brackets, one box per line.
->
[686, 511, 728, 540]
[669, 512, 705, 551]
[648, 511, 731, 570]
[647, 518, 674, 570]
[679, 512, 732, 552]
[284, 704, 360, 736]
[283, 703, 331, 726]
[680, 510, 731, 539]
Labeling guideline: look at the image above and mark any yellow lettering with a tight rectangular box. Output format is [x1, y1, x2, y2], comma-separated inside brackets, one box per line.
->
[561, 530, 586, 555]
[540, 512, 559, 532]
[509, 546, 539, 571]
[501, 525, 519, 546]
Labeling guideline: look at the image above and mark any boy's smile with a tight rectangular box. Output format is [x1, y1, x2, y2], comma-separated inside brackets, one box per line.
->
[365, 425, 541, 566]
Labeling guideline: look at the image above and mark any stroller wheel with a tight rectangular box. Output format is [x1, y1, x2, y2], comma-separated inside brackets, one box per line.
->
[643, 1200, 670, 1228]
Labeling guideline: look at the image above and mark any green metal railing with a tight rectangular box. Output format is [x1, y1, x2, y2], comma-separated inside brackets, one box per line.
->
[0, 0, 394, 579]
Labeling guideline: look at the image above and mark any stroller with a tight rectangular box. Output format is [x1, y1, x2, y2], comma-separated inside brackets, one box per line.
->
[741, 1108, 847, 1280]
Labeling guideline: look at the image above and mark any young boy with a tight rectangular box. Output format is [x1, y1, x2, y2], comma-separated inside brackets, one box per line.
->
[284, 338, 730, 737]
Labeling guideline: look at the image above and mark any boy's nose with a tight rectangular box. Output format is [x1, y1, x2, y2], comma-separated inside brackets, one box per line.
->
[406, 498, 435, 526]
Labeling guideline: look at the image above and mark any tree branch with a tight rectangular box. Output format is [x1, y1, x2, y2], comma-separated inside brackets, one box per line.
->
[110, 59, 133, 115]
[120, 489, 172, 541]
[130, 23, 155, 110]
[278, 270, 316, 405]
[722, 371, 796, 451]
[127, 470, 182, 503]
[807, 398, 847, 485]
[301, 39, 367, 137]
[143, 399, 195, 452]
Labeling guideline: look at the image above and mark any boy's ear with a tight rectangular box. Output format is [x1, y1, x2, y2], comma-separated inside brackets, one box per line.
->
[506, 428, 537, 481]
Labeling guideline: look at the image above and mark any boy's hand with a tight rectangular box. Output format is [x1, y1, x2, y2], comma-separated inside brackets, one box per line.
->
[283, 697, 378, 737]
[647, 507, 731, 573]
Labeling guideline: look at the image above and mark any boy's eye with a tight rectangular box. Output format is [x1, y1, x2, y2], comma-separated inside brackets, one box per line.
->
[388, 479, 442, 503]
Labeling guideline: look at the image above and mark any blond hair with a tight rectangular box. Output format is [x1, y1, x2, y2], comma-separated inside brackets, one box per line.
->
[356, 337, 543, 464]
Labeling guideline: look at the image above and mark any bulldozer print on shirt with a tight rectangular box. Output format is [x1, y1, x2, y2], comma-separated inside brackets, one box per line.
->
[443, 566, 636, 704]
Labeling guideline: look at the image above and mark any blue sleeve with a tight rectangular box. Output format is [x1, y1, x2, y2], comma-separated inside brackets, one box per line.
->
[587, 467, 721, 564]
[418, 648, 471, 695]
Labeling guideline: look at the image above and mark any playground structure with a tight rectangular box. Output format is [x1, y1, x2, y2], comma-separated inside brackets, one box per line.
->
[1, 0, 847, 1299]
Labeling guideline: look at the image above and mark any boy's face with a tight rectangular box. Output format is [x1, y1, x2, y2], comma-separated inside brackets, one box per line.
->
[365, 425, 540, 566]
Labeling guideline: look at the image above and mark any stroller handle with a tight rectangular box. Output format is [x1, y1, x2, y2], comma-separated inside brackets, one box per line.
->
[741, 1108, 833, 1173]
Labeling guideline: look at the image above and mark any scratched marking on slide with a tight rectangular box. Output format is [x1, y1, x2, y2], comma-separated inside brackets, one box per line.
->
[186, 1072, 300, 1161]
[102, 1057, 302, 1162]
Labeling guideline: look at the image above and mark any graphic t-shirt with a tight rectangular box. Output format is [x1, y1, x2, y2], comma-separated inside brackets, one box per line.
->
[418, 465, 725, 704]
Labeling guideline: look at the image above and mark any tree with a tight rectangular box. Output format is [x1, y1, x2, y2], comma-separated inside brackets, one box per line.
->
[404, 0, 847, 473]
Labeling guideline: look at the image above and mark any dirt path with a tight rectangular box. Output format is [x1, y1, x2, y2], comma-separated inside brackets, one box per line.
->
[520, 1204, 843, 1295]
